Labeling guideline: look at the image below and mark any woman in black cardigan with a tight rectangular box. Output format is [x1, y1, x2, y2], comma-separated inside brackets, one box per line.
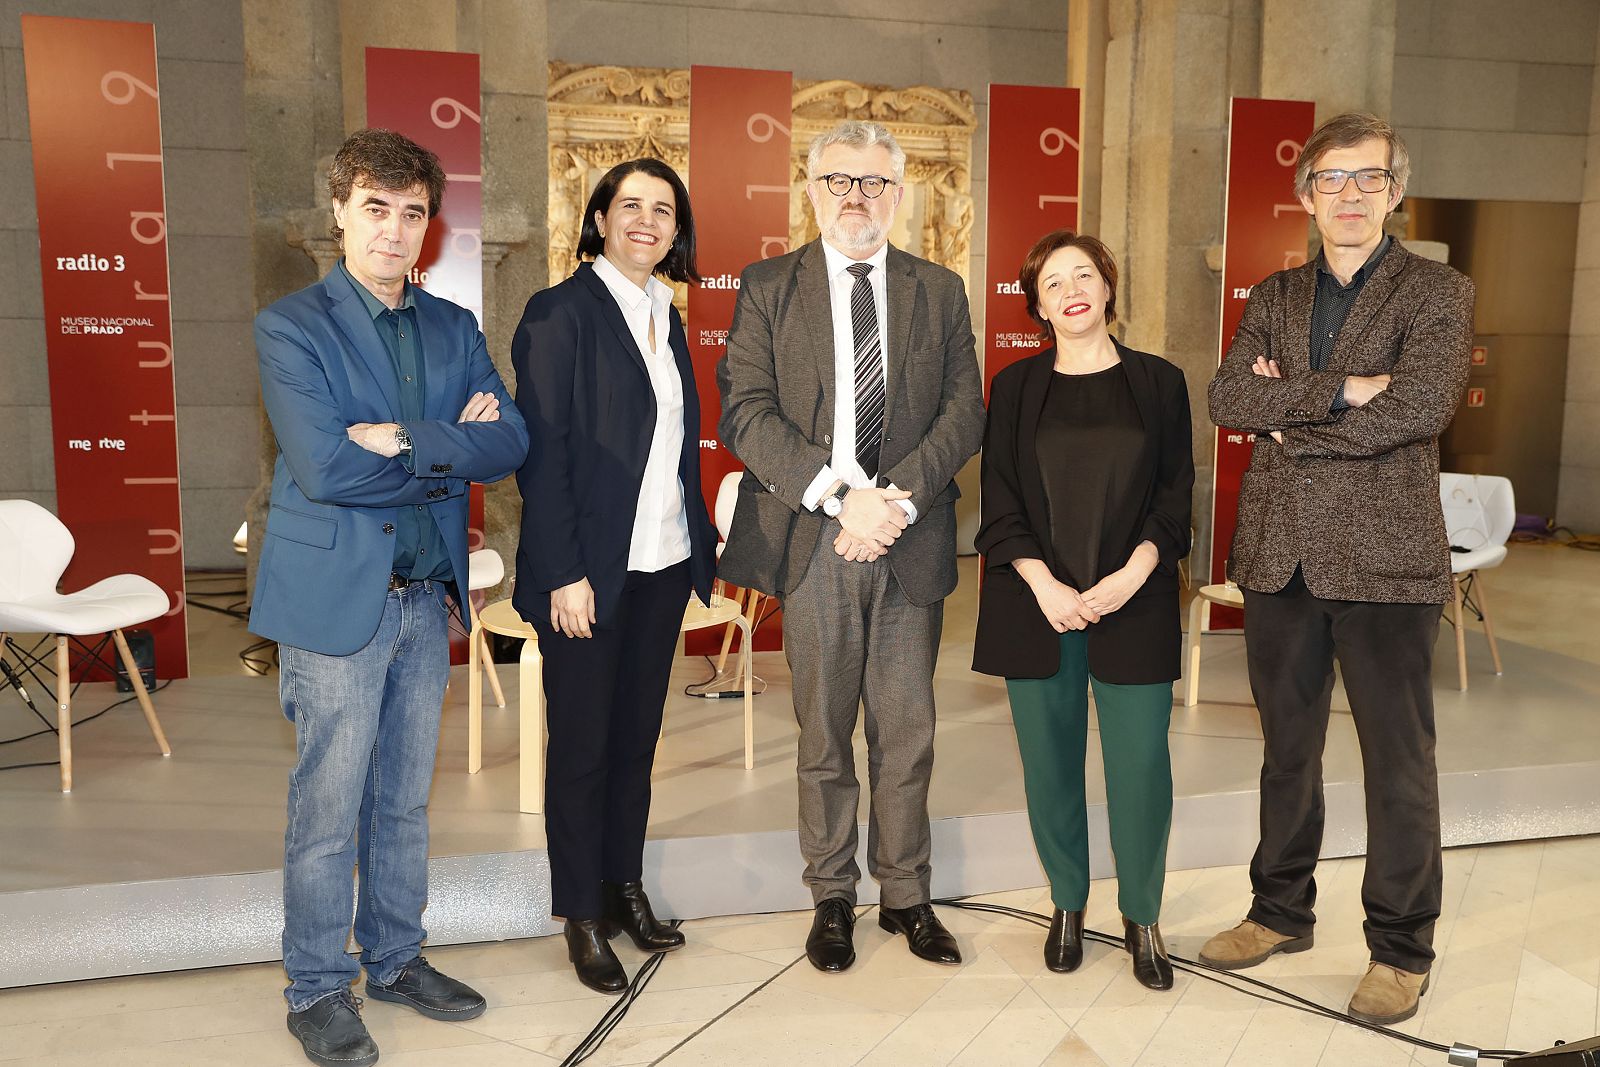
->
[511, 159, 718, 994]
[973, 230, 1193, 990]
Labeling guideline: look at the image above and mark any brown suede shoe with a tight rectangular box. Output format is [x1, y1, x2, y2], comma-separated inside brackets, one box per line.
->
[1197, 919, 1313, 970]
[1347, 961, 1429, 1025]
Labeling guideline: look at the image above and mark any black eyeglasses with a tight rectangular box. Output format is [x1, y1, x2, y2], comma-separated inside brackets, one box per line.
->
[816, 173, 896, 199]
[1311, 168, 1394, 194]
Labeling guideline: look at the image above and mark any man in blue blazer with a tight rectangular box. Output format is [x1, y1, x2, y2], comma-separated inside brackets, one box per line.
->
[250, 129, 527, 1067]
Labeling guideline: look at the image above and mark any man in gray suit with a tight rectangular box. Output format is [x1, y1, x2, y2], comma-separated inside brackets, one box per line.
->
[718, 120, 985, 973]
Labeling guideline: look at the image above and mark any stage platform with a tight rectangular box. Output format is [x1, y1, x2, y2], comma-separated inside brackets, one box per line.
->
[3, 554, 1599, 990]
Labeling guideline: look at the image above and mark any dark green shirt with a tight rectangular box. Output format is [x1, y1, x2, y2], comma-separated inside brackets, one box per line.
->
[340, 260, 452, 583]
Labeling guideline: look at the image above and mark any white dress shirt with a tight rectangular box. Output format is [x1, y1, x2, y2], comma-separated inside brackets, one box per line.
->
[593, 253, 692, 572]
[801, 240, 917, 521]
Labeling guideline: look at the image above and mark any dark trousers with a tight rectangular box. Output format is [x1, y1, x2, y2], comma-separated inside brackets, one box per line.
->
[1243, 567, 1443, 974]
[537, 561, 690, 920]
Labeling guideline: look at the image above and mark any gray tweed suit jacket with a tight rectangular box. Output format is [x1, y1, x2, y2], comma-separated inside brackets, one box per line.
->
[1209, 241, 1475, 605]
[716, 239, 986, 605]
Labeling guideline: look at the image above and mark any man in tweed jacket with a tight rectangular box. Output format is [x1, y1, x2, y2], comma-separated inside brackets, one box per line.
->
[1202, 114, 1473, 1027]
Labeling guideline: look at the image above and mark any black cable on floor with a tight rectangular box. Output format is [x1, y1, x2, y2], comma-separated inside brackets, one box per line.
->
[930, 897, 1529, 1061]
[558, 920, 685, 1066]
[0, 679, 172, 770]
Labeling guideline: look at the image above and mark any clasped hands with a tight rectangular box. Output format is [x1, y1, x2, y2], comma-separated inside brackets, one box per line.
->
[832, 486, 912, 563]
[345, 391, 501, 456]
[1249, 356, 1390, 444]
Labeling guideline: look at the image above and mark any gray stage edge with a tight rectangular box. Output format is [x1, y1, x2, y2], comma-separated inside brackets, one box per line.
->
[4, 761, 1598, 989]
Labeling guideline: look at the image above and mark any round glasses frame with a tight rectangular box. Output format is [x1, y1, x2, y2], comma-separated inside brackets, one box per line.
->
[1311, 168, 1394, 195]
[816, 172, 896, 199]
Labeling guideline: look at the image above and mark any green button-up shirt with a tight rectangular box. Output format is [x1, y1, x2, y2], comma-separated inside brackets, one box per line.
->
[341, 261, 453, 583]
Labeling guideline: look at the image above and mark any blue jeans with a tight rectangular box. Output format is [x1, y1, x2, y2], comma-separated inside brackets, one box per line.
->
[278, 581, 450, 1011]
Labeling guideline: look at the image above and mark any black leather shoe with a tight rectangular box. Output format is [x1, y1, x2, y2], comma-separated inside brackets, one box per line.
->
[287, 989, 378, 1067]
[1044, 908, 1085, 973]
[366, 955, 487, 1021]
[879, 903, 962, 966]
[1124, 919, 1174, 990]
[806, 897, 857, 973]
[603, 880, 686, 953]
[565, 918, 629, 994]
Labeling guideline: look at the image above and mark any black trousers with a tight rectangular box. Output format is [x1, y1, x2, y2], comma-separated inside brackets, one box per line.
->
[537, 561, 690, 920]
[1242, 567, 1443, 974]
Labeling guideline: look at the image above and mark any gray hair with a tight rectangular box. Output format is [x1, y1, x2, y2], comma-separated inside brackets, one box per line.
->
[1294, 112, 1411, 199]
[807, 120, 907, 184]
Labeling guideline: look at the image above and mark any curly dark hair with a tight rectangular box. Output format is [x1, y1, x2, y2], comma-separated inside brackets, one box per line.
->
[1018, 229, 1119, 339]
[576, 158, 700, 285]
[327, 128, 447, 242]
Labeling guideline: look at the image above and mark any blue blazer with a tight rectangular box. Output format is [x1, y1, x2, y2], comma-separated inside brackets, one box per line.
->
[510, 262, 717, 630]
[249, 267, 529, 656]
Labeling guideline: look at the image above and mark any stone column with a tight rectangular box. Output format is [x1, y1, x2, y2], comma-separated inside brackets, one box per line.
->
[1558, 27, 1600, 532]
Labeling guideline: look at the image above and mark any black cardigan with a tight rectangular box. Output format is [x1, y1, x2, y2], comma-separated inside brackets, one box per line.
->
[971, 341, 1194, 683]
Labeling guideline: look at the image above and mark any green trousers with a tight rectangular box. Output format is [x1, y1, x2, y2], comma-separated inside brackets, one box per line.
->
[1005, 630, 1174, 925]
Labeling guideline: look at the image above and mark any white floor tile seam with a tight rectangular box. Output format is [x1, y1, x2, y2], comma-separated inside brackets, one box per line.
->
[648, 938, 812, 1064]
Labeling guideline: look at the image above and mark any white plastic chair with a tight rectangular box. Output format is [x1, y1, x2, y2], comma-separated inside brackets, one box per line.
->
[0, 499, 172, 791]
[466, 548, 507, 709]
[1439, 473, 1515, 691]
[686, 472, 766, 705]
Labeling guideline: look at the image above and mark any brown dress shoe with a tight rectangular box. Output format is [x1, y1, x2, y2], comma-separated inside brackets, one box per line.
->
[1348, 961, 1429, 1025]
[1197, 919, 1313, 970]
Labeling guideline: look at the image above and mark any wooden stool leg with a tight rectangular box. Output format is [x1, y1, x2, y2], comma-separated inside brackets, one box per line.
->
[1184, 593, 1205, 707]
[519, 637, 545, 815]
[112, 629, 169, 756]
[733, 613, 755, 770]
[1474, 572, 1504, 676]
[468, 619, 484, 773]
[56, 636, 72, 792]
[479, 629, 506, 708]
[713, 584, 742, 674]
[1452, 577, 1468, 691]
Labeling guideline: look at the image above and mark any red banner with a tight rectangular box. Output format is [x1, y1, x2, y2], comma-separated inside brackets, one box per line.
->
[22, 15, 186, 679]
[1208, 97, 1315, 629]
[982, 84, 1082, 398]
[687, 65, 792, 653]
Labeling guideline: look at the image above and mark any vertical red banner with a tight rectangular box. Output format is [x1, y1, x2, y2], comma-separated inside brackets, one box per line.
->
[1208, 98, 1315, 629]
[686, 65, 792, 654]
[982, 84, 1082, 397]
[22, 15, 187, 679]
[366, 48, 485, 661]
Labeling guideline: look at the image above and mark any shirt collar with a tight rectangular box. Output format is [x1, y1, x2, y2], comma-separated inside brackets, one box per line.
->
[821, 239, 890, 283]
[592, 252, 672, 315]
[1316, 234, 1392, 287]
[339, 259, 415, 319]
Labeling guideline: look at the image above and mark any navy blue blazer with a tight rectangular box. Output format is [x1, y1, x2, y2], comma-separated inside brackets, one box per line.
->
[510, 262, 717, 630]
[249, 267, 529, 656]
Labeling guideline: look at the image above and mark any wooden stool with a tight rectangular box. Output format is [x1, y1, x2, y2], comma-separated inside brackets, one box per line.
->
[680, 592, 756, 770]
[1182, 583, 1245, 707]
[469, 599, 544, 814]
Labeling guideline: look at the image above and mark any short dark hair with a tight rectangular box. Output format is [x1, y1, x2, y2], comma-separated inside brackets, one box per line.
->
[576, 158, 701, 285]
[327, 128, 447, 242]
[1294, 112, 1410, 199]
[1018, 230, 1119, 338]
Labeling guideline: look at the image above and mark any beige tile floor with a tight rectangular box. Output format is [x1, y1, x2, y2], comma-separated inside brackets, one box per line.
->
[1, 835, 1595, 1066]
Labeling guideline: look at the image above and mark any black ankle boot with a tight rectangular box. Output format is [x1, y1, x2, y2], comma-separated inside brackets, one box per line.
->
[1124, 918, 1174, 991]
[565, 919, 628, 995]
[603, 880, 686, 953]
[1044, 909, 1084, 973]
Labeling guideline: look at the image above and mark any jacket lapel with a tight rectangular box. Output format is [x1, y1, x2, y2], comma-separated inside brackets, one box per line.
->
[1114, 337, 1159, 436]
[577, 261, 650, 385]
[1016, 350, 1054, 566]
[1330, 242, 1408, 370]
[795, 241, 836, 435]
[412, 290, 455, 421]
[1279, 261, 1318, 374]
[884, 246, 917, 439]
[324, 269, 402, 419]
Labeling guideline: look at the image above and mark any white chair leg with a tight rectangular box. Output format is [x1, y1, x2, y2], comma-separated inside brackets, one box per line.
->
[1183, 593, 1204, 707]
[1473, 572, 1504, 676]
[1452, 577, 1468, 691]
[478, 629, 506, 708]
[55, 636, 72, 793]
[112, 629, 170, 756]
[519, 637, 545, 815]
[468, 618, 483, 774]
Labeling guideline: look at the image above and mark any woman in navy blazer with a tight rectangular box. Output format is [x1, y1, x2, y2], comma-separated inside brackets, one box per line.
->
[511, 159, 717, 994]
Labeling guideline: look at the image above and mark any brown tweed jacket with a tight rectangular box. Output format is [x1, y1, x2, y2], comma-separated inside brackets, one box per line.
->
[1208, 242, 1475, 605]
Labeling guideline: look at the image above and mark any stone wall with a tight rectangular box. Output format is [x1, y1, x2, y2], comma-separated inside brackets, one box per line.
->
[1, 0, 256, 569]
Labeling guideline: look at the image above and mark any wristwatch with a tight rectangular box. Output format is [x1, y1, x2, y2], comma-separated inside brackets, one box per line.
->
[821, 482, 850, 518]
[394, 424, 412, 453]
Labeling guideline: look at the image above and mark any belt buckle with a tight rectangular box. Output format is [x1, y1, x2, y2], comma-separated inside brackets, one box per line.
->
[388, 573, 409, 592]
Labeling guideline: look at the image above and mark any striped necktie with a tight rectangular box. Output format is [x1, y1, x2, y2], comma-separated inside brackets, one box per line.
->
[847, 262, 883, 480]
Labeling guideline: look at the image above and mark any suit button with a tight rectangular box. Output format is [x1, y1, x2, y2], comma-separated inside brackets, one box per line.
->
[823, 433, 832, 445]
[382, 523, 395, 534]
[1303, 478, 1312, 486]
[767, 482, 777, 492]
